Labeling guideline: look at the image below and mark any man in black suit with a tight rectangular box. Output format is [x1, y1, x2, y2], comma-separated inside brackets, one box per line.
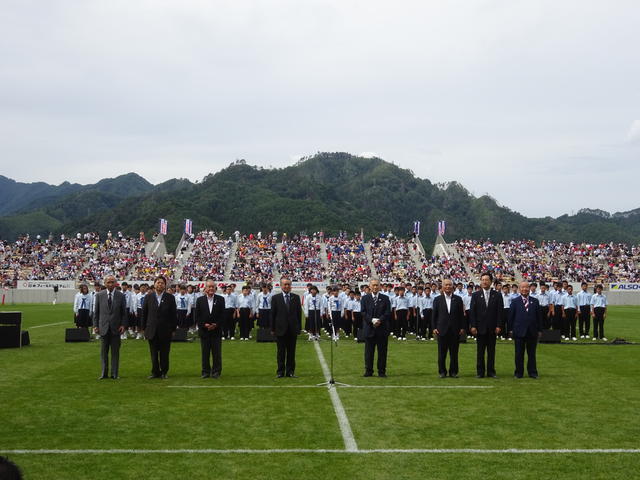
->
[270, 278, 302, 378]
[469, 272, 505, 378]
[141, 275, 177, 379]
[92, 275, 128, 379]
[361, 278, 392, 377]
[508, 281, 543, 379]
[194, 279, 225, 378]
[432, 278, 466, 378]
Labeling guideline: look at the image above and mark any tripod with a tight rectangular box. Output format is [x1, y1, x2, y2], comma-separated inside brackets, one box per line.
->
[317, 318, 350, 388]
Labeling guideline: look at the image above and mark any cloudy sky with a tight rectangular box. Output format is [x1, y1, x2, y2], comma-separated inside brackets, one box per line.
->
[1, 0, 639, 218]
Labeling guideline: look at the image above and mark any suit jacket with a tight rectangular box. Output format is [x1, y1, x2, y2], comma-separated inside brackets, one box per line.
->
[432, 294, 466, 335]
[141, 291, 177, 340]
[361, 293, 392, 338]
[93, 289, 128, 336]
[469, 289, 505, 335]
[508, 295, 543, 338]
[270, 292, 302, 337]
[194, 294, 225, 338]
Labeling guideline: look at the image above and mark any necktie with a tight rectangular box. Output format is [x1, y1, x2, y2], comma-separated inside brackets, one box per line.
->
[484, 291, 489, 306]
[81, 298, 86, 309]
[285, 294, 290, 308]
[181, 297, 186, 309]
[108, 293, 112, 310]
[263, 296, 268, 308]
[523, 296, 529, 312]
[313, 299, 317, 310]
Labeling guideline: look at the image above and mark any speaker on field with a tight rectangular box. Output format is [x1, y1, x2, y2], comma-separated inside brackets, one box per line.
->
[0, 311, 22, 348]
[540, 329, 561, 344]
[172, 328, 189, 342]
[256, 327, 276, 342]
[356, 328, 366, 343]
[21, 330, 30, 346]
[65, 328, 90, 342]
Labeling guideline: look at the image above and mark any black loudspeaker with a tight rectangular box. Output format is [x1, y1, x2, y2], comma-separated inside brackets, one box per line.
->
[257, 327, 276, 342]
[356, 328, 366, 343]
[65, 328, 90, 342]
[0, 311, 22, 348]
[21, 331, 30, 346]
[172, 328, 189, 342]
[540, 329, 561, 344]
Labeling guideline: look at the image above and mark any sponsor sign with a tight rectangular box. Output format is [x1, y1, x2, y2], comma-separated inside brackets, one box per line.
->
[609, 283, 640, 292]
[17, 280, 76, 290]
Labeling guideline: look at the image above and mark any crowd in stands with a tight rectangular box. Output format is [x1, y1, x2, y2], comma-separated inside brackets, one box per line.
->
[277, 234, 325, 282]
[369, 235, 421, 283]
[454, 239, 517, 282]
[1, 230, 639, 287]
[180, 231, 232, 282]
[229, 234, 277, 283]
[325, 232, 371, 283]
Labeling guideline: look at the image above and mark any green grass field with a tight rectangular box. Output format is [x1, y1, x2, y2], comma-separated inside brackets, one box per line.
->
[1, 304, 639, 479]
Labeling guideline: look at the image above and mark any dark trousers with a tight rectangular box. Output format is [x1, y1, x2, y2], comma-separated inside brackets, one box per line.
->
[417, 310, 428, 338]
[257, 308, 271, 328]
[342, 312, 353, 336]
[437, 329, 460, 376]
[224, 308, 235, 338]
[364, 333, 388, 375]
[541, 306, 551, 329]
[330, 311, 342, 335]
[565, 308, 577, 338]
[593, 307, 605, 339]
[307, 310, 322, 334]
[100, 333, 121, 377]
[514, 335, 538, 377]
[408, 310, 416, 333]
[476, 333, 497, 376]
[276, 329, 297, 376]
[552, 307, 563, 330]
[353, 312, 363, 337]
[579, 306, 591, 336]
[425, 309, 433, 338]
[177, 309, 189, 329]
[148, 335, 171, 376]
[396, 310, 408, 338]
[239, 308, 252, 339]
[201, 334, 222, 376]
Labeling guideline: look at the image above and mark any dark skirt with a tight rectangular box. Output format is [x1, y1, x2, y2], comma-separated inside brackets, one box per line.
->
[76, 309, 91, 328]
[257, 308, 271, 328]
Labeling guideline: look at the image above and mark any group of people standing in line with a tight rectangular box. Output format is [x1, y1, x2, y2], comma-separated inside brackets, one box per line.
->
[75, 269, 609, 381]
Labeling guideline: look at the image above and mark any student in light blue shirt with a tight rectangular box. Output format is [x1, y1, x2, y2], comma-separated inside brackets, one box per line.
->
[562, 285, 579, 340]
[590, 285, 608, 341]
[576, 282, 593, 338]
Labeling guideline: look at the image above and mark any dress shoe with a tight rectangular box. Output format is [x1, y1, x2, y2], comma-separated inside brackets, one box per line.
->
[378, 373, 387, 378]
[529, 375, 538, 379]
[514, 375, 523, 379]
[99, 375, 109, 380]
[286, 374, 298, 378]
[276, 373, 285, 378]
[363, 372, 373, 377]
[450, 374, 459, 378]
[211, 373, 220, 379]
[488, 374, 498, 378]
[201, 374, 210, 379]
[111, 375, 119, 380]
[476, 374, 484, 378]
[148, 375, 161, 379]
[439, 373, 447, 378]
[161, 374, 169, 379]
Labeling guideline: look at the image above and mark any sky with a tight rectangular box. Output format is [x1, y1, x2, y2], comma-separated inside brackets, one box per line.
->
[0, 0, 639, 218]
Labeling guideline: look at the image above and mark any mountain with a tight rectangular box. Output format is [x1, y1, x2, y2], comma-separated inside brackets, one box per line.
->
[1, 153, 640, 250]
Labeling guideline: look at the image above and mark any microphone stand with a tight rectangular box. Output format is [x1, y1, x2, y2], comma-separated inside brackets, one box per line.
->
[317, 316, 350, 388]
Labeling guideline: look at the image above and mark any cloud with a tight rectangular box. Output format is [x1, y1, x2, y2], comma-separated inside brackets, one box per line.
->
[627, 120, 640, 144]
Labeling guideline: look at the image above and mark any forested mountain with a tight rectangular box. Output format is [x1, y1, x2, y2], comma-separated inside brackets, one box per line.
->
[1, 153, 639, 250]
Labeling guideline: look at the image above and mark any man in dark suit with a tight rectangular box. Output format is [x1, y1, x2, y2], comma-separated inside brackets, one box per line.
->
[194, 279, 225, 378]
[270, 278, 302, 378]
[93, 275, 127, 379]
[141, 275, 177, 379]
[508, 281, 543, 379]
[469, 272, 505, 378]
[361, 278, 392, 377]
[432, 278, 466, 378]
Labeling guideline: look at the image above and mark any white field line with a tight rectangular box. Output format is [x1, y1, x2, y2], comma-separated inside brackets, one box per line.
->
[1, 449, 638, 455]
[313, 341, 358, 452]
[167, 385, 493, 389]
[29, 321, 69, 329]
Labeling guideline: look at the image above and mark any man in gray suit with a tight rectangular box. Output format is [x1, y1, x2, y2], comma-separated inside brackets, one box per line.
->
[93, 275, 127, 379]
